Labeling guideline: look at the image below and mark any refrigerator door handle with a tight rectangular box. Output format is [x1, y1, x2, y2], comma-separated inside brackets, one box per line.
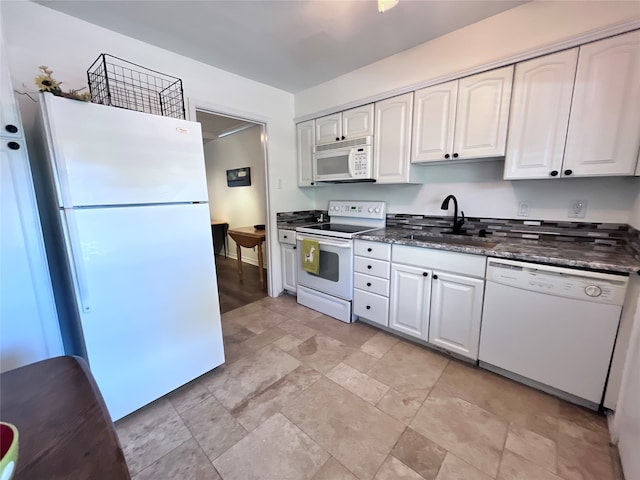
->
[61, 210, 91, 312]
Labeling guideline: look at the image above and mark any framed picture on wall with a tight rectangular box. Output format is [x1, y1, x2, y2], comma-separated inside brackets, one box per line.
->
[226, 167, 251, 187]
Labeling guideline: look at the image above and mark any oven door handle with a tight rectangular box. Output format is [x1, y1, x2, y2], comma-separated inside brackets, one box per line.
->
[317, 241, 352, 249]
[297, 236, 352, 249]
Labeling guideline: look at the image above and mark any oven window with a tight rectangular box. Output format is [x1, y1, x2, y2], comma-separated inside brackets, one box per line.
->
[316, 154, 349, 176]
[309, 250, 340, 282]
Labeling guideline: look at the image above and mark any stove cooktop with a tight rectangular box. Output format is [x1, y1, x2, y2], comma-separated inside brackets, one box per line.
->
[296, 223, 382, 239]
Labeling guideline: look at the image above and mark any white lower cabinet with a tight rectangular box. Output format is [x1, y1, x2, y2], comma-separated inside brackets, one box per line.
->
[389, 244, 486, 359]
[428, 271, 484, 359]
[353, 240, 391, 326]
[389, 264, 432, 340]
[279, 229, 297, 293]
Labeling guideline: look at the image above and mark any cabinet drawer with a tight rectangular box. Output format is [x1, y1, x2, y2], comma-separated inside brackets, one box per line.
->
[392, 244, 485, 278]
[354, 289, 389, 327]
[354, 272, 389, 297]
[354, 256, 390, 279]
[354, 240, 391, 261]
[278, 229, 296, 245]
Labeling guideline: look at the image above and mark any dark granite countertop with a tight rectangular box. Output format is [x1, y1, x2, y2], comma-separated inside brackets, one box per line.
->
[355, 227, 640, 274]
[277, 221, 319, 231]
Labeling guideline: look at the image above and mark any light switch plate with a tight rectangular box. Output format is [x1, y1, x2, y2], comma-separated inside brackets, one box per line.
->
[568, 199, 587, 218]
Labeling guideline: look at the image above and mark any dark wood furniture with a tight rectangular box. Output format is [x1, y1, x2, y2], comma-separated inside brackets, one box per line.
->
[227, 226, 267, 289]
[0, 356, 131, 479]
[211, 220, 229, 257]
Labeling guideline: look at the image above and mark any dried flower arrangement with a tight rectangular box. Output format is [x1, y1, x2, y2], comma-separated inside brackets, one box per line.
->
[35, 66, 91, 101]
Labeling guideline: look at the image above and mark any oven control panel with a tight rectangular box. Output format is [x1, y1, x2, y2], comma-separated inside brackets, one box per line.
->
[328, 201, 386, 220]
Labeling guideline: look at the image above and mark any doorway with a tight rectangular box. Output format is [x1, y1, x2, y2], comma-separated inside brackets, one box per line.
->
[195, 108, 270, 313]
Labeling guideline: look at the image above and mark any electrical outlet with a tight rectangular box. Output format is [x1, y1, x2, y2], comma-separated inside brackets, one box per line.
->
[568, 199, 588, 218]
[517, 201, 530, 217]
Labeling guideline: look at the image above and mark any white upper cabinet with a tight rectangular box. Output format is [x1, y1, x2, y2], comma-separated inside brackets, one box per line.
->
[315, 112, 342, 144]
[296, 120, 315, 187]
[374, 93, 413, 184]
[505, 30, 640, 179]
[411, 81, 457, 163]
[504, 48, 578, 179]
[454, 66, 514, 159]
[315, 104, 374, 144]
[563, 30, 640, 177]
[411, 66, 513, 163]
[342, 104, 375, 138]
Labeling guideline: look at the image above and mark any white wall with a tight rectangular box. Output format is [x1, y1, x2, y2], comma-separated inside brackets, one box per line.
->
[204, 125, 267, 266]
[0, 0, 314, 295]
[312, 161, 640, 223]
[296, 1, 640, 224]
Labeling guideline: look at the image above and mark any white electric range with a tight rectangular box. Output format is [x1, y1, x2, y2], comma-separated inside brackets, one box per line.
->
[296, 200, 386, 323]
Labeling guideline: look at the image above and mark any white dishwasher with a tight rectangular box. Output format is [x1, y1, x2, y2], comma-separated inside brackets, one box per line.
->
[479, 258, 628, 407]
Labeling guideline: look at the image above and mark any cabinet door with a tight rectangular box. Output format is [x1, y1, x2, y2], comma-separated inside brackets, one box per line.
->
[343, 104, 374, 139]
[281, 244, 297, 293]
[563, 30, 640, 177]
[0, 39, 22, 139]
[428, 272, 484, 360]
[296, 120, 315, 187]
[315, 113, 342, 144]
[389, 263, 431, 341]
[1, 139, 63, 372]
[454, 66, 514, 159]
[374, 93, 413, 184]
[504, 49, 578, 180]
[411, 81, 457, 163]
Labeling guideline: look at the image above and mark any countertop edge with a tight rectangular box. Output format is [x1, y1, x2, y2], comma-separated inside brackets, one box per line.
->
[354, 231, 640, 275]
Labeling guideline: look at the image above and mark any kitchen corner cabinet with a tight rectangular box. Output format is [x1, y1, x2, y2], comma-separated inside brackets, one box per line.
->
[315, 104, 374, 145]
[390, 245, 486, 360]
[278, 229, 297, 293]
[505, 30, 640, 179]
[296, 120, 315, 187]
[411, 66, 513, 163]
[374, 92, 414, 184]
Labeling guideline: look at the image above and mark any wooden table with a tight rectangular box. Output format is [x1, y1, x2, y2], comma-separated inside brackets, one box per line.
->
[210, 220, 229, 257]
[227, 226, 267, 289]
[0, 356, 131, 479]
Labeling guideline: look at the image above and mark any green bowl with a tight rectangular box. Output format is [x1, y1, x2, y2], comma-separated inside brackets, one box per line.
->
[0, 422, 18, 480]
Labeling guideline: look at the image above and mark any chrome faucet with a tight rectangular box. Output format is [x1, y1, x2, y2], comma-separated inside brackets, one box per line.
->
[440, 195, 465, 234]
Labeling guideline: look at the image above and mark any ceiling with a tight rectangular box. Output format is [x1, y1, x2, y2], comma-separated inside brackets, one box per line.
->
[35, 0, 527, 94]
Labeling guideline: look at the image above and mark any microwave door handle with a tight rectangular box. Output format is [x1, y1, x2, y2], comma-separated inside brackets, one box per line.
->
[347, 149, 356, 177]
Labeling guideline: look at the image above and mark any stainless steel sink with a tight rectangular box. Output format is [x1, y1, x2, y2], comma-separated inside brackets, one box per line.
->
[403, 233, 498, 249]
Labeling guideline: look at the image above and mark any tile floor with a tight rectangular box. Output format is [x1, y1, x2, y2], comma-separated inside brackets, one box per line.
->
[116, 294, 622, 480]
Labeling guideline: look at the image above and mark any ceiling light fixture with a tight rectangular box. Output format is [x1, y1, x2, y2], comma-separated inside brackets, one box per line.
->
[378, 0, 399, 13]
[217, 123, 254, 139]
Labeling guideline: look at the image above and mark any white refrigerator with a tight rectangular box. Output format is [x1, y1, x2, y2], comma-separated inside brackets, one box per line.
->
[32, 92, 225, 421]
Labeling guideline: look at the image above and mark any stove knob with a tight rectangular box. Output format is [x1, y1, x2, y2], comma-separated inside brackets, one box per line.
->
[368, 207, 373, 213]
[374, 208, 380, 213]
[585, 285, 602, 297]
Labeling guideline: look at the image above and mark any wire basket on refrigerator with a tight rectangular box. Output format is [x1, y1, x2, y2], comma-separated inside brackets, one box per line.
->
[87, 54, 185, 119]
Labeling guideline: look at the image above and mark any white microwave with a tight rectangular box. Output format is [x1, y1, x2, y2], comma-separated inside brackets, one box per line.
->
[313, 136, 375, 183]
